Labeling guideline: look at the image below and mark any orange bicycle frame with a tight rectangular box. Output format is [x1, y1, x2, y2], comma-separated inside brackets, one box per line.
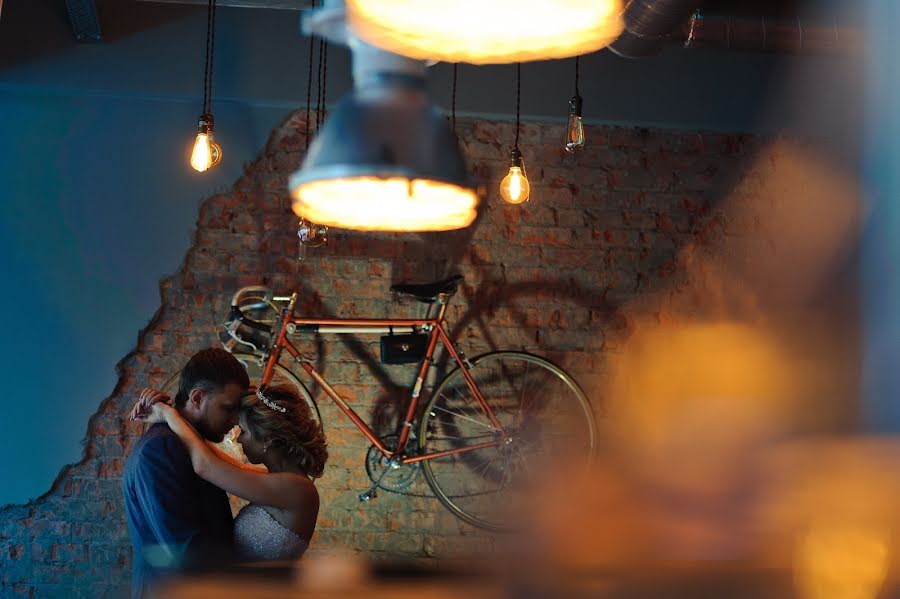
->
[258, 293, 508, 465]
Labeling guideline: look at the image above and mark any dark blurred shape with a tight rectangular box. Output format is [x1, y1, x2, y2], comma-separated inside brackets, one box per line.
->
[152, 548, 900, 599]
[64, 0, 102, 42]
[609, 0, 700, 58]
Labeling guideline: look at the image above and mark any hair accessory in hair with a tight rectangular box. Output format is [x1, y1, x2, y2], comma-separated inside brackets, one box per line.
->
[257, 387, 287, 413]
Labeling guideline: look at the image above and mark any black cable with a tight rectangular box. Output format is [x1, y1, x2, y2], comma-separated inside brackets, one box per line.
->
[315, 38, 324, 132]
[514, 62, 521, 149]
[304, 4, 315, 151]
[200, 0, 213, 113]
[206, 0, 217, 114]
[574, 55, 580, 96]
[451, 63, 457, 133]
[320, 40, 328, 123]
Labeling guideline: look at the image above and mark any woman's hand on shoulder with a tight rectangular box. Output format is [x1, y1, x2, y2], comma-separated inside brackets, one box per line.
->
[130, 387, 174, 421]
[147, 401, 175, 425]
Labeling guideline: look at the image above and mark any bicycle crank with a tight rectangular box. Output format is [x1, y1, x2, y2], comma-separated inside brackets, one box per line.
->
[364, 434, 420, 493]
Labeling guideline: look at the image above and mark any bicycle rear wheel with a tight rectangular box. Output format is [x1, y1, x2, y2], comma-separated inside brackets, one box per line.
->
[161, 352, 321, 427]
[418, 351, 596, 531]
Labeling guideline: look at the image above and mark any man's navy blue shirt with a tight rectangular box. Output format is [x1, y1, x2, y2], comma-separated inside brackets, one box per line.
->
[123, 423, 234, 598]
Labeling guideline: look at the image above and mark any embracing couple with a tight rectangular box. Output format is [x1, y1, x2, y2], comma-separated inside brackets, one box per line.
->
[122, 348, 328, 598]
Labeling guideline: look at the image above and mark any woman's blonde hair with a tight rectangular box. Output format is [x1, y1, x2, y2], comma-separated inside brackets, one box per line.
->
[239, 384, 328, 478]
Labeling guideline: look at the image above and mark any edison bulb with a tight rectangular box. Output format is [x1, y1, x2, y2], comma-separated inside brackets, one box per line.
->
[191, 133, 213, 172]
[500, 166, 530, 204]
[190, 114, 222, 172]
[565, 95, 584, 153]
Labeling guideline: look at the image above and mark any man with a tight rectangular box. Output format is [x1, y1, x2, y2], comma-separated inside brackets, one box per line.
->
[123, 348, 250, 598]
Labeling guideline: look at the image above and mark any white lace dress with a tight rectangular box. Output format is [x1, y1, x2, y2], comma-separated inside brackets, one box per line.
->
[233, 503, 310, 562]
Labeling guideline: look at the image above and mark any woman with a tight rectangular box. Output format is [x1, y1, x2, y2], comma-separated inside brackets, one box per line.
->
[135, 384, 327, 561]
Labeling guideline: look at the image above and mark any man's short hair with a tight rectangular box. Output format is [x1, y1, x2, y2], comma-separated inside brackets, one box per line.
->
[174, 348, 251, 408]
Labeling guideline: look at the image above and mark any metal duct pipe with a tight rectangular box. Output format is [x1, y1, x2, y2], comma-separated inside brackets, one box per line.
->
[608, 0, 700, 58]
[681, 14, 863, 54]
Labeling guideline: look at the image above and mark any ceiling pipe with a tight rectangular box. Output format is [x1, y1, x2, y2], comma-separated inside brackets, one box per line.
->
[681, 14, 863, 54]
[608, 0, 700, 58]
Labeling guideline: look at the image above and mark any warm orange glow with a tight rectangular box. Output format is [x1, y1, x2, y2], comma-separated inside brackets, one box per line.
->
[346, 0, 624, 65]
[500, 166, 530, 204]
[190, 132, 221, 172]
[291, 177, 478, 231]
[604, 322, 798, 502]
[795, 523, 889, 599]
[565, 114, 585, 152]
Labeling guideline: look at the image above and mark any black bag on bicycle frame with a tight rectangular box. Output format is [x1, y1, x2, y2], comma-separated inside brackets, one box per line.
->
[380, 333, 428, 365]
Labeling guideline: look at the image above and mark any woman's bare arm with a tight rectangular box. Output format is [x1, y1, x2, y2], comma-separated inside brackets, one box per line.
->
[206, 442, 267, 473]
[150, 403, 314, 509]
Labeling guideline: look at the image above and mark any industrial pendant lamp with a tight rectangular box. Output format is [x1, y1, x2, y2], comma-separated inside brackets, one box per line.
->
[289, 1, 478, 232]
[190, 0, 221, 172]
[565, 56, 585, 152]
[500, 63, 530, 205]
[346, 0, 624, 65]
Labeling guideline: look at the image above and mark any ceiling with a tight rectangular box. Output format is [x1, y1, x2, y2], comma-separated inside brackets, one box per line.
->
[133, 0, 810, 16]
[67, 0, 821, 47]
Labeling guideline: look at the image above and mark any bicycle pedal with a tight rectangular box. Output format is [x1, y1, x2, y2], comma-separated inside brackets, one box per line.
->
[359, 489, 377, 502]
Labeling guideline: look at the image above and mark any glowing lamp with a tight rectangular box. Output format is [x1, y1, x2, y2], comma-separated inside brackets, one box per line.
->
[190, 115, 222, 173]
[346, 0, 624, 65]
[499, 148, 530, 205]
[289, 83, 477, 231]
[291, 7, 477, 232]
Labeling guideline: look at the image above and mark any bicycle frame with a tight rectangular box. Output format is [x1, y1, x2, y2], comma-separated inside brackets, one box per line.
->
[257, 293, 509, 465]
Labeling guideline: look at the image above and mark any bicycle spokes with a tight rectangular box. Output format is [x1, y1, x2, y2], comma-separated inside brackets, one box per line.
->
[420, 352, 596, 531]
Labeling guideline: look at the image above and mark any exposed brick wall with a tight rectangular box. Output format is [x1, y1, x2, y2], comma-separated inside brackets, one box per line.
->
[0, 111, 847, 597]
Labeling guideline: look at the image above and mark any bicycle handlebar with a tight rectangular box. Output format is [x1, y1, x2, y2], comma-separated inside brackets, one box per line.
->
[230, 285, 272, 308]
[229, 305, 273, 332]
[229, 285, 276, 333]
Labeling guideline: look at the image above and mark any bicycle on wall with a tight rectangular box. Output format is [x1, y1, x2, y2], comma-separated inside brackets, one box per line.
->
[180, 275, 597, 531]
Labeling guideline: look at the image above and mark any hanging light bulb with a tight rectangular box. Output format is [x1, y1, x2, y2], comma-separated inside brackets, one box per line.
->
[190, 114, 222, 172]
[565, 55, 584, 153]
[297, 217, 328, 261]
[189, 0, 221, 173]
[500, 148, 530, 205]
[565, 94, 584, 153]
[499, 63, 530, 205]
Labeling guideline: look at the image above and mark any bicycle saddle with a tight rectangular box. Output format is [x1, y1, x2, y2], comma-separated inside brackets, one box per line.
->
[390, 275, 463, 303]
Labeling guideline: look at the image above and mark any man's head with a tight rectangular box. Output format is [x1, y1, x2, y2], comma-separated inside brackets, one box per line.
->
[175, 348, 250, 442]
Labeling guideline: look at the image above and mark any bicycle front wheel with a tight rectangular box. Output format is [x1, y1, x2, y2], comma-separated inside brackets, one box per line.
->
[161, 352, 321, 428]
[418, 351, 596, 531]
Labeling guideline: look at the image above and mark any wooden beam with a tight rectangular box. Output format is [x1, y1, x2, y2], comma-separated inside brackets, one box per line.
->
[137, 0, 307, 9]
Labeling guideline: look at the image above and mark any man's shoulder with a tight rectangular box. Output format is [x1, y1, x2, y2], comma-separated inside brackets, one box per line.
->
[126, 425, 189, 472]
[137, 423, 186, 450]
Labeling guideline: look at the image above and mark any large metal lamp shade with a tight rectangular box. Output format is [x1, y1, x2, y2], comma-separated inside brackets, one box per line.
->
[289, 79, 477, 232]
[290, 2, 478, 232]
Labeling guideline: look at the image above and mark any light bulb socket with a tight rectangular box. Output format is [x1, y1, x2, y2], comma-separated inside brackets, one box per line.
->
[197, 113, 215, 135]
[508, 147, 524, 169]
[568, 95, 583, 117]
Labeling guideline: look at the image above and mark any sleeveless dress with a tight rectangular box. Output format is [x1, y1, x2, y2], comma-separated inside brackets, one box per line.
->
[233, 503, 310, 561]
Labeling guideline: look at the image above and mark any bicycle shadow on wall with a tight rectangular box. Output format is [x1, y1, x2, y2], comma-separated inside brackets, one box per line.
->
[233, 125, 794, 441]
[363, 275, 618, 440]
[264, 196, 633, 441]
[233, 161, 498, 434]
